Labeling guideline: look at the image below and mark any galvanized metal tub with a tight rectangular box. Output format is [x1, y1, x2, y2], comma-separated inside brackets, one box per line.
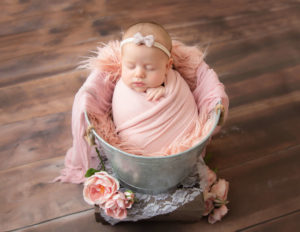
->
[85, 107, 220, 194]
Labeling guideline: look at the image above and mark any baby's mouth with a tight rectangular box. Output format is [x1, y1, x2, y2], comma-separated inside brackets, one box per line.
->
[132, 82, 145, 87]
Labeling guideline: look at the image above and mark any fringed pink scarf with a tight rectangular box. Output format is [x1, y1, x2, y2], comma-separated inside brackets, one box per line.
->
[54, 40, 229, 183]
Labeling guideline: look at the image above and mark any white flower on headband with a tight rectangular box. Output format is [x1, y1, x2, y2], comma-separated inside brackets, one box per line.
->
[133, 32, 154, 47]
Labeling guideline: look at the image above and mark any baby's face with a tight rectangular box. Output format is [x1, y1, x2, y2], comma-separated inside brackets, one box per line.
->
[121, 43, 170, 92]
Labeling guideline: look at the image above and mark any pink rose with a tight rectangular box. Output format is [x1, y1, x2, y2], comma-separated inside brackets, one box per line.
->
[210, 179, 229, 204]
[202, 190, 216, 216]
[205, 166, 217, 190]
[203, 198, 214, 216]
[103, 191, 128, 219]
[208, 205, 228, 224]
[83, 171, 119, 205]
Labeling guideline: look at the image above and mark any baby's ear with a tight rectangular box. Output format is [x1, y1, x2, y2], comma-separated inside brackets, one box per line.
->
[167, 58, 173, 70]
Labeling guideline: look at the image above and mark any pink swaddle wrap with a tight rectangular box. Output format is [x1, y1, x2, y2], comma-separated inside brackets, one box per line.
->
[54, 40, 229, 183]
[112, 69, 199, 155]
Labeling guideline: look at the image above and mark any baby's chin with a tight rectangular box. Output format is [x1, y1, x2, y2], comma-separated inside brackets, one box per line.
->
[131, 86, 147, 93]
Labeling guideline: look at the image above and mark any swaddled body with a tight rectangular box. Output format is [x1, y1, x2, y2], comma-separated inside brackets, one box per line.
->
[112, 68, 199, 155]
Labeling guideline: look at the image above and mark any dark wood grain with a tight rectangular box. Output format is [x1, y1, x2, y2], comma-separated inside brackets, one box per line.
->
[207, 30, 300, 85]
[1, 0, 299, 87]
[0, 157, 92, 231]
[0, 70, 86, 125]
[0, 111, 72, 170]
[206, 89, 300, 171]
[1, 0, 300, 231]
[238, 210, 300, 232]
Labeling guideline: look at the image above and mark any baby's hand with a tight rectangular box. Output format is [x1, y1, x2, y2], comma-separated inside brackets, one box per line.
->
[146, 86, 165, 101]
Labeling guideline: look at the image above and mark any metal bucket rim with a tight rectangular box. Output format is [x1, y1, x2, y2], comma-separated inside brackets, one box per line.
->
[84, 101, 221, 160]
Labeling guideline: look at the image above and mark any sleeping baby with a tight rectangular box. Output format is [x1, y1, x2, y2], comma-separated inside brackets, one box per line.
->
[54, 21, 228, 183]
[112, 22, 219, 156]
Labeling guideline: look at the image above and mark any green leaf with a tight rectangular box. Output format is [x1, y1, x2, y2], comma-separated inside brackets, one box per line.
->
[85, 168, 100, 178]
[213, 167, 218, 174]
[125, 189, 133, 194]
[204, 153, 213, 164]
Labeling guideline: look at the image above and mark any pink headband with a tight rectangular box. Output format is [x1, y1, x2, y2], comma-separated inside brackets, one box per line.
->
[120, 32, 171, 58]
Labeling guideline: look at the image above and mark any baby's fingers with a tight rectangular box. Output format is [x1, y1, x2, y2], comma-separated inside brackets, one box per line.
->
[146, 90, 156, 101]
[152, 89, 164, 101]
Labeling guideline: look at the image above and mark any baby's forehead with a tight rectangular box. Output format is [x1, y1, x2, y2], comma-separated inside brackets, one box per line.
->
[122, 44, 166, 63]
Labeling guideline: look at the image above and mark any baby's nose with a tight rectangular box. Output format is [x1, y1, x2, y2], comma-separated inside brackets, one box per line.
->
[135, 67, 145, 78]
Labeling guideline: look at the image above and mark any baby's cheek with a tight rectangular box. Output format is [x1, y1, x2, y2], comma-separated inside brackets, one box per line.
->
[122, 69, 132, 79]
[152, 72, 165, 85]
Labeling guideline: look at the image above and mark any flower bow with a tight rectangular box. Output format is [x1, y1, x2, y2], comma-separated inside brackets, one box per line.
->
[133, 32, 154, 47]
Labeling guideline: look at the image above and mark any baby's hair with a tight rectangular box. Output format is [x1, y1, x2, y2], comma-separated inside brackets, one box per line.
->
[122, 21, 172, 51]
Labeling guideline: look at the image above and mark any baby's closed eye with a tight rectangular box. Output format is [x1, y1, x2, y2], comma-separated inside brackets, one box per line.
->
[145, 65, 155, 71]
[126, 63, 135, 69]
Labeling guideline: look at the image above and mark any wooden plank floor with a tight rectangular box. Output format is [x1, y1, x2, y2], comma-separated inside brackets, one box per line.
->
[1, 0, 300, 231]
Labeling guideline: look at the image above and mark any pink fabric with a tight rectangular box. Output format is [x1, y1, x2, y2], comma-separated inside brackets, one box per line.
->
[53, 70, 115, 183]
[194, 62, 229, 135]
[54, 40, 229, 183]
[112, 69, 199, 156]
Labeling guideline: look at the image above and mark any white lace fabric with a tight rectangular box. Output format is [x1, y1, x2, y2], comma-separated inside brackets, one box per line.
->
[97, 154, 207, 225]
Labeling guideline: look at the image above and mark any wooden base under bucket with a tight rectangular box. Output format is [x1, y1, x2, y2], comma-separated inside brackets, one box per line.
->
[94, 193, 204, 224]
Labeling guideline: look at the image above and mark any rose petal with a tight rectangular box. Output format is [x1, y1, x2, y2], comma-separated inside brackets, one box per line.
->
[208, 205, 228, 224]
[103, 192, 128, 219]
[211, 179, 229, 201]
